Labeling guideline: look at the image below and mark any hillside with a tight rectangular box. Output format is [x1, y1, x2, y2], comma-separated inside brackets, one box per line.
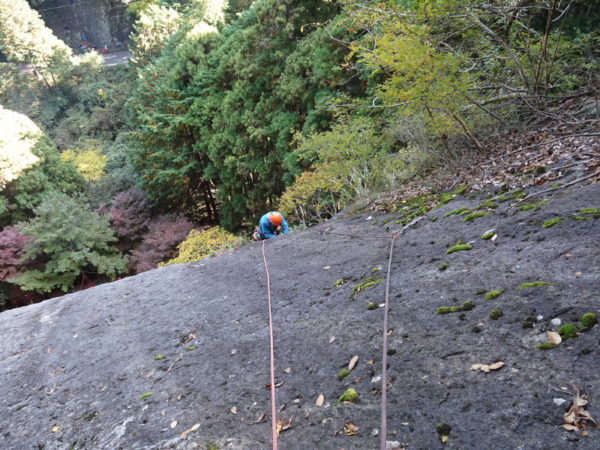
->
[1, 137, 599, 449]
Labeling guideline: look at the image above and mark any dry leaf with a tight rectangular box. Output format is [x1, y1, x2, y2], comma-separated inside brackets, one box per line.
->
[562, 424, 579, 431]
[575, 271, 582, 277]
[323, 266, 330, 270]
[366, 360, 374, 365]
[488, 361, 505, 370]
[51, 426, 60, 433]
[329, 336, 335, 344]
[348, 355, 359, 371]
[265, 381, 284, 389]
[293, 398, 301, 404]
[278, 404, 286, 413]
[316, 394, 324, 406]
[469, 364, 483, 371]
[276, 417, 293, 436]
[491, 234, 497, 242]
[231, 407, 237, 415]
[170, 421, 177, 429]
[480, 365, 490, 372]
[190, 424, 200, 432]
[284, 367, 291, 373]
[249, 412, 267, 425]
[344, 422, 358, 436]
[179, 423, 201, 438]
[547, 330, 562, 345]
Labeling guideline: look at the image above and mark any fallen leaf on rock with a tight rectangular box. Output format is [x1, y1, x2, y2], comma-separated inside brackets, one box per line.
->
[344, 422, 358, 436]
[231, 407, 237, 415]
[265, 381, 284, 389]
[170, 421, 177, 429]
[293, 398, 301, 404]
[480, 365, 491, 372]
[491, 234, 497, 242]
[278, 404, 286, 413]
[249, 412, 267, 425]
[349, 355, 359, 371]
[470, 362, 504, 372]
[367, 360, 374, 365]
[575, 271, 581, 277]
[562, 385, 599, 434]
[488, 361, 505, 370]
[316, 394, 324, 406]
[469, 364, 483, 371]
[284, 367, 291, 373]
[276, 417, 293, 436]
[323, 266, 330, 270]
[51, 426, 60, 433]
[547, 330, 562, 344]
[179, 423, 200, 438]
[352, 376, 362, 383]
[329, 336, 335, 344]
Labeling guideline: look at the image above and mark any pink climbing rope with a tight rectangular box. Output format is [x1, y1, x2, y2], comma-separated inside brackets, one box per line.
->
[262, 240, 278, 450]
[380, 232, 397, 448]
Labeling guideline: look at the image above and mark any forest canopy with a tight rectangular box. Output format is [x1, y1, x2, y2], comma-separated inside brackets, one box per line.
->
[0, 0, 598, 306]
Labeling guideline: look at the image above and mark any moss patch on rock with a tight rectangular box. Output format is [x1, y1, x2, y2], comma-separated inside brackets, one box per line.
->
[481, 230, 496, 240]
[437, 300, 475, 314]
[518, 281, 554, 290]
[464, 211, 491, 222]
[484, 289, 505, 300]
[580, 313, 598, 329]
[542, 217, 562, 228]
[557, 323, 578, 340]
[337, 388, 358, 403]
[337, 369, 350, 381]
[536, 342, 558, 350]
[489, 309, 503, 320]
[447, 241, 473, 254]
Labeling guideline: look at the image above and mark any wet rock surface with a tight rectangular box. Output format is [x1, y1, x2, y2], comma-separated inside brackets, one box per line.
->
[1, 181, 599, 449]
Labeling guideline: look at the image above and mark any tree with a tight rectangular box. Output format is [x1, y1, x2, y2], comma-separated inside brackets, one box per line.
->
[109, 187, 152, 241]
[0, 0, 72, 88]
[129, 214, 196, 273]
[0, 107, 85, 227]
[0, 225, 31, 281]
[9, 192, 128, 293]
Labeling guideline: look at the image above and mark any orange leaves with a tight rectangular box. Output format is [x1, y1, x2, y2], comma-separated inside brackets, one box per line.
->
[276, 417, 292, 436]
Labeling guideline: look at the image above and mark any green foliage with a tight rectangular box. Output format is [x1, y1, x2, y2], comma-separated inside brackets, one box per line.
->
[446, 241, 472, 254]
[9, 192, 127, 293]
[557, 323, 578, 340]
[518, 281, 554, 290]
[484, 289, 505, 300]
[0, 107, 85, 226]
[337, 369, 350, 381]
[160, 226, 240, 267]
[489, 309, 503, 320]
[580, 313, 598, 329]
[542, 217, 563, 228]
[0, 0, 72, 85]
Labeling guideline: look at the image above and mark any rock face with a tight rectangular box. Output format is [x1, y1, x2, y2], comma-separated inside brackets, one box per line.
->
[1, 181, 599, 449]
[37, 0, 134, 49]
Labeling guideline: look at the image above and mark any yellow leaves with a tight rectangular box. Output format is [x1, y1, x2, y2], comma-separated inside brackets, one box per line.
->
[160, 227, 240, 267]
[51, 426, 60, 433]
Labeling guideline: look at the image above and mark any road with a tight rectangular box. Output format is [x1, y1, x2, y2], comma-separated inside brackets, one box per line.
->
[18, 50, 134, 75]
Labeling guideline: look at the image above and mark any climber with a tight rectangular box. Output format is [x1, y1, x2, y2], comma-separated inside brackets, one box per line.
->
[252, 211, 289, 241]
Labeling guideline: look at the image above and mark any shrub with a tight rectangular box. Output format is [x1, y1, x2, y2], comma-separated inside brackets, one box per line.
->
[109, 187, 152, 241]
[160, 227, 241, 267]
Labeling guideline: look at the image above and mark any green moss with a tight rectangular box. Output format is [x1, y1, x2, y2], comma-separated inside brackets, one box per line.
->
[436, 422, 452, 436]
[522, 317, 536, 328]
[155, 354, 164, 360]
[367, 302, 378, 310]
[447, 241, 472, 254]
[337, 369, 350, 381]
[334, 279, 345, 287]
[371, 267, 379, 274]
[437, 301, 474, 314]
[557, 323, 578, 340]
[207, 444, 219, 450]
[579, 208, 600, 215]
[337, 388, 358, 403]
[580, 313, 598, 329]
[574, 215, 592, 220]
[536, 342, 558, 350]
[439, 262, 449, 271]
[484, 289, 505, 300]
[350, 276, 384, 298]
[464, 211, 491, 222]
[474, 289, 486, 295]
[186, 346, 196, 351]
[534, 165, 547, 175]
[489, 309, 503, 320]
[475, 200, 497, 210]
[519, 200, 549, 212]
[430, 216, 438, 222]
[139, 392, 153, 400]
[443, 207, 470, 218]
[481, 230, 495, 240]
[518, 281, 554, 290]
[542, 217, 562, 228]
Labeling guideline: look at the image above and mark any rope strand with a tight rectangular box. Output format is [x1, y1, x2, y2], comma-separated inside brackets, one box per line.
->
[262, 240, 278, 450]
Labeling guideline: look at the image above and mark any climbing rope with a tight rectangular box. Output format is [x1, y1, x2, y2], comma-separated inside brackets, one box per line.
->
[259, 216, 424, 449]
[261, 240, 278, 450]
